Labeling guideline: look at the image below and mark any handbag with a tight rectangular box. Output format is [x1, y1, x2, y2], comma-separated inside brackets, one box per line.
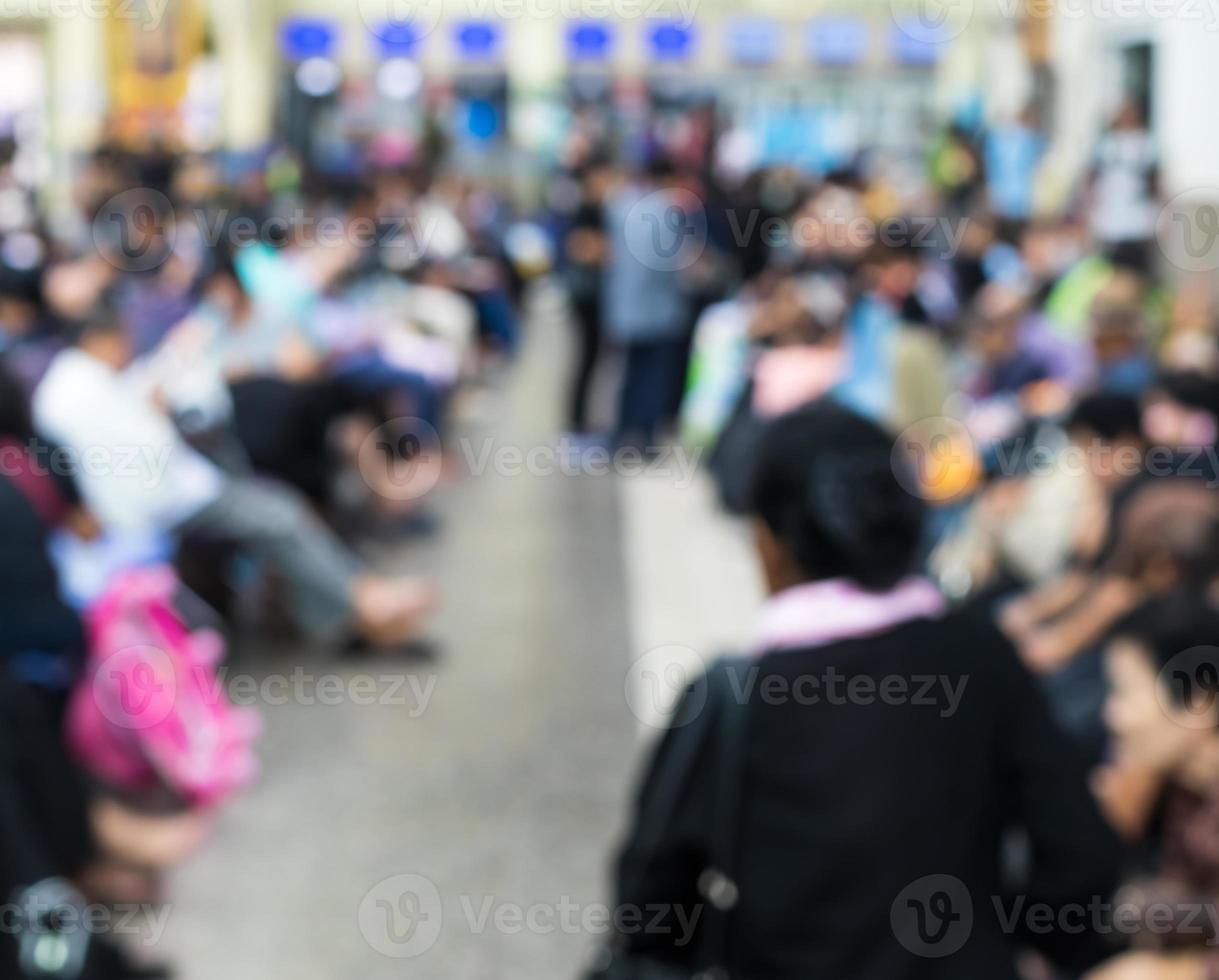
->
[586, 657, 751, 980]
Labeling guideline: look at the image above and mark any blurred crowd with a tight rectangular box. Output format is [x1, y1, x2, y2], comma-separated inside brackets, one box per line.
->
[5, 81, 1219, 979]
[0, 129, 529, 976]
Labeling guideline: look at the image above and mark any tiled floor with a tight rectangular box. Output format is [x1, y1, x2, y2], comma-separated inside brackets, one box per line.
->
[160, 286, 760, 979]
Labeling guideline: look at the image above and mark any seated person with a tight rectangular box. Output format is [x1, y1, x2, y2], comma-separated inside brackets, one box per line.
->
[148, 252, 355, 506]
[32, 305, 437, 650]
[160, 251, 447, 514]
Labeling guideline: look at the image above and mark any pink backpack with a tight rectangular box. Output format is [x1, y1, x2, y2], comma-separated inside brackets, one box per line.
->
[66, 566, 261, 808]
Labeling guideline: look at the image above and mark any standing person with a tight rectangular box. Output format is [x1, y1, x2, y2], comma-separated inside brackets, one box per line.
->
[1088, 101, 1160, 274]
[598, 401, 1123, 980]
[834, 240, 923, 423]
[985, 107, 1046, 236]
[563, 161, 613, 438]
[928, 123, 986, 216]
[603, 158, 696, 449]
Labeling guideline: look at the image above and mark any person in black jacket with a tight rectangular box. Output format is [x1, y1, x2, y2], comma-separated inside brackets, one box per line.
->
[602, 400, 1125, 980]
[0, 357, 92, 675]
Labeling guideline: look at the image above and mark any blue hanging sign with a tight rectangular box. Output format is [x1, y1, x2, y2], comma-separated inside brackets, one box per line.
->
[279, 18, 338, 61]
[454, 20, 503, 61]
[373, 21, 423, 59]
[647, 22, 695, 62]
[567, 21, 614, 62]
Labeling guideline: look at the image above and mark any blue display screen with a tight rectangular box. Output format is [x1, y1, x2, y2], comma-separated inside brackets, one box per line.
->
[807, 17, 868, 67]
[728, 18, 780, 66]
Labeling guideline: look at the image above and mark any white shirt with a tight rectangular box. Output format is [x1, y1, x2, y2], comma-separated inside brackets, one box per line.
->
[32, 348, 224, 533]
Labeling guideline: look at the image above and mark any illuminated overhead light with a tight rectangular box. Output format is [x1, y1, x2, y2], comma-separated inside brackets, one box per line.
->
[377, 57, 423, 100]
[295, 57, 341, 97]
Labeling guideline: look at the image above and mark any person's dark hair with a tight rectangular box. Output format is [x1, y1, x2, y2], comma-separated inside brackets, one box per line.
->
[748, 400, 926, 591]
[1067, 392, 1144, 443]
[1109, 592, 1219, 710]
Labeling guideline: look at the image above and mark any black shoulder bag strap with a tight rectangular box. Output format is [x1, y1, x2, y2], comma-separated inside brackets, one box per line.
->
[695, 656, 751, 979]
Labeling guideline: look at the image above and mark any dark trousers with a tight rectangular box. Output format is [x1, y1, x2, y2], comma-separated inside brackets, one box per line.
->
[569, 295, 602, 433]
[229, 377, 352, 506]
[616, 339, 683, 448]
